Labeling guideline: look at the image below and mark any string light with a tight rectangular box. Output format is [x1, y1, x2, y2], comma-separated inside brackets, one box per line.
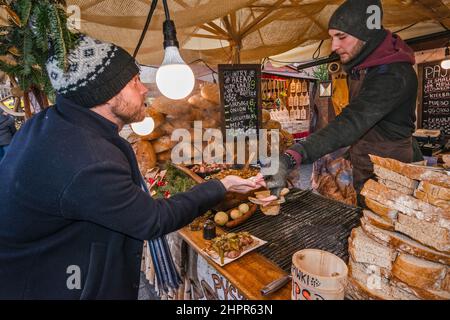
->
[131, 117, 155, 136]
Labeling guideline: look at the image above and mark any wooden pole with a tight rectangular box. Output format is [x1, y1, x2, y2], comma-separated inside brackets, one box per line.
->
[232, 44, 241, 64]
[23, 90, 33, 119]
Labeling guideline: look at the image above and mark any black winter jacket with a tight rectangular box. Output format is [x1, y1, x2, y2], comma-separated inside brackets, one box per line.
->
[0, 113, 16, 146]
[290, 32, 418, 164]
[0, 96, 226, 299]
[294, 62, 417, 163]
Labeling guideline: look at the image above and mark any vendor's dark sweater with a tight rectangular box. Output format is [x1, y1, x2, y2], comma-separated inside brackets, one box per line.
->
[291, 31, 418, 163]
[0, 96, 226, 299]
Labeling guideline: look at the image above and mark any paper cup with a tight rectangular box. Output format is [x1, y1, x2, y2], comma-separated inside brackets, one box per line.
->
[291, 249, 348, 300]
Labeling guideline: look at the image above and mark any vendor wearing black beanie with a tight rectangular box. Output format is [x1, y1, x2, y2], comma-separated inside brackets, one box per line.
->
[265, 0, 421, 205]
[328, 0, 388, 71]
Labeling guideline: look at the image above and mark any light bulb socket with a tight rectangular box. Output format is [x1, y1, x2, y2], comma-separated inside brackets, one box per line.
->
[445, 46, 450, 57]
[163, 20, 179, 49]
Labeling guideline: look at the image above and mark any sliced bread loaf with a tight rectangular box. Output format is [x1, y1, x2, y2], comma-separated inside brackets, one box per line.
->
[348, 259, 419, 300]
[360, 217, 450, 265]
[378, 178, 416, 196]
[363, 210, 395, 231]
[364, 197, 398, 221]
[369, 155, 450, 188]
[390, 278, 450, 300]
[361, 179, 450, 230]
[414, 189, 450, 211]
[392, 253, 448, 291]
[394, 213, 450, 253]
[349, 227, 397, 269]
[374, 164, 418, 190]
[414, 181, 450, 211]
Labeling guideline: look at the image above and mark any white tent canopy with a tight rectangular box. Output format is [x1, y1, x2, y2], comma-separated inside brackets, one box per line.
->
[270, 21, 449, 66]
[64, 0, 450, 66]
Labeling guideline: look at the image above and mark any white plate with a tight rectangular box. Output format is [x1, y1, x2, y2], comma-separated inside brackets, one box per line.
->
[203, 235, 267, 267]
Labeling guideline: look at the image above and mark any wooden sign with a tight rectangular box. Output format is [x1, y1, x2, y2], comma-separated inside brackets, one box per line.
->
[418, 60, 450, 136]
[218, 64, 261, 137]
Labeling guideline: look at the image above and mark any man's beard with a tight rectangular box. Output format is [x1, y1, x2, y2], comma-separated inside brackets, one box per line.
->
[340, 41, 365, 64]
[112, 94, 145, 124]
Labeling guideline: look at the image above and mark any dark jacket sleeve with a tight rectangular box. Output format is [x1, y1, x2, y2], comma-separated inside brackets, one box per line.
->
[59, 161, 226, 240]
[7, 117, 16, 136]
[289, 65, 414, 164]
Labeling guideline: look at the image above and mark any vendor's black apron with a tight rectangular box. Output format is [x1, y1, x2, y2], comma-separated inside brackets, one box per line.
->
[348, 69, 413, 202]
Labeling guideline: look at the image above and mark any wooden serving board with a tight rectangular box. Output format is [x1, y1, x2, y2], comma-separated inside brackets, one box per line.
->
[178, 226, 291, 300]
[172, 163, 206, 184]
[224, 203, 258, 228]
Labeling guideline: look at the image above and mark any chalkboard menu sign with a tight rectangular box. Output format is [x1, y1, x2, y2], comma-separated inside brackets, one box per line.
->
[218, 64, 261, 137]
[419, 60, 450, 136]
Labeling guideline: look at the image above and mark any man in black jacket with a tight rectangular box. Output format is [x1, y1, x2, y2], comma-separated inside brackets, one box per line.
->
[0, 35, 261, 299]
[0, 112, 16, 161]
[265, 0, 418, 204]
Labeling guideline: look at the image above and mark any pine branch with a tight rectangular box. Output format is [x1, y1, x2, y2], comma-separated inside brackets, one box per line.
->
[21, 28, 36, 75]
[16, 0, 32, 25]
[31, 3, 50, 52]
[47, 3, 67, 70]
[0, 0, 77, 97]
[0, 60, 20, 75]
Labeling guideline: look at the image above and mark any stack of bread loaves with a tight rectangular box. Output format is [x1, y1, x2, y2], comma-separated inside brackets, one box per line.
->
[129, 83, 293, 176]
[347, 155, 450, 300]
[129, 83, 222, 175]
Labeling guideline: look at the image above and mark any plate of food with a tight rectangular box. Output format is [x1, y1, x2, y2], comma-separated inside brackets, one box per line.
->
[203, 232, 267, 266]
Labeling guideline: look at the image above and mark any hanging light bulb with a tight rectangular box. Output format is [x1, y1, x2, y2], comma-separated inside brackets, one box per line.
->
[156, 0, 195, 100]
[441, 45, 450, 70]
[131, 117, 155, 136]
[156, 46, 195, 100]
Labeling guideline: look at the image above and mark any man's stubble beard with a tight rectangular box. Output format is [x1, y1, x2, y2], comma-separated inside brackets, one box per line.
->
[340, 40, 366, 64]
[112, 94, 146, 125]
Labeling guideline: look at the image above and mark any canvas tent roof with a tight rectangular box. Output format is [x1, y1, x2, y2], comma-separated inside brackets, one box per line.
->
[2, 0, 449, 66]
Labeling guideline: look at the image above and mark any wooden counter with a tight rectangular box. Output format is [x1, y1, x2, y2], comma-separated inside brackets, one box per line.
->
[178, 226, 292, 300]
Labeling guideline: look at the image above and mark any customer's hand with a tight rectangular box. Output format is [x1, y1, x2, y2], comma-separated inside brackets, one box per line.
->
[220, 173, 266, 194]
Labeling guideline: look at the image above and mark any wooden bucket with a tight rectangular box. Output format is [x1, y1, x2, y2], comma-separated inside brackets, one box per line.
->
[291, 249, 348, 300]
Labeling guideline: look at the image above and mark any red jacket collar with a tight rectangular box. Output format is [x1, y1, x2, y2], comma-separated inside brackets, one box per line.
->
[355, 31, 415, 71]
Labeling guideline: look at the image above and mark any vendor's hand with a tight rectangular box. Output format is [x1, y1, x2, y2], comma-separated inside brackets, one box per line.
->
[263, 155, 292, 197]
[220, 175, 262, 194]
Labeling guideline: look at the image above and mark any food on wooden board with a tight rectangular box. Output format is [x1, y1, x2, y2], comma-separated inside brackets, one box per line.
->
[189, 163, 232, 174]
[214, 212, 229, 226]
[212, 167, 260, 180]
[238, 203, 250, 214]
[205, 232, 255, 264]
[230, 209, 243, 220]
[189, 211, 214, 231]
[213, 202, 257, 228]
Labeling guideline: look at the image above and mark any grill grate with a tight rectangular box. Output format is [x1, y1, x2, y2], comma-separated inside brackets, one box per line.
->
[226, 189, 361, 273]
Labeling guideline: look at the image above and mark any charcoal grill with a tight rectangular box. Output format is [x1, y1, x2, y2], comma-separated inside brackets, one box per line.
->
[226, 189, 361, 273]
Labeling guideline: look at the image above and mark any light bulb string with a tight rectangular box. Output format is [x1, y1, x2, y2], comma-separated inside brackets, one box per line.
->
[133, 0, 158, 58]
[162, 0, 171, 21]
[188, 59, 218, 75]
